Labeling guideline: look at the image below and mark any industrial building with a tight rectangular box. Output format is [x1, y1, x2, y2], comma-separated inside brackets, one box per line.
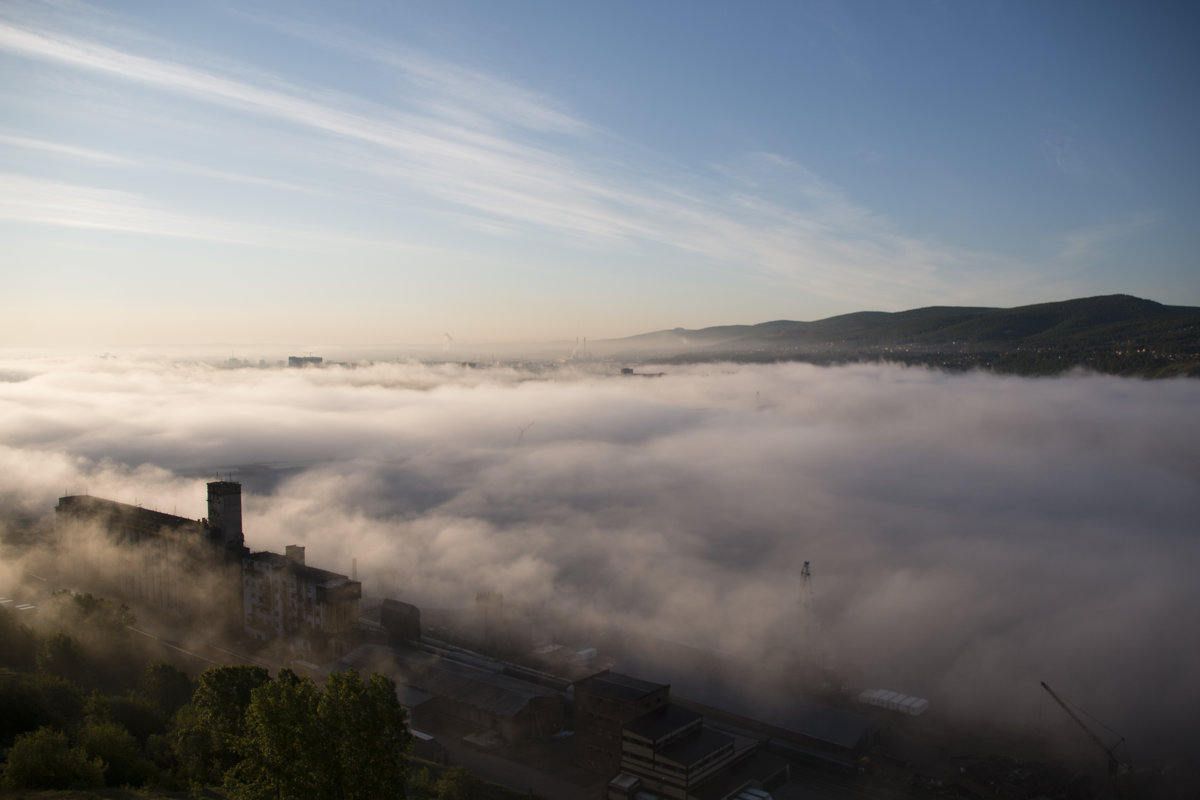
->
[577, 672, 789, 800]
[713, 697, 876, 769]
[55, 482, 361, 657]
[340, 643, 565, 745]
[54, 482, 246, 630]
[242, 545, 362, 657]
[616, 704, 743, 798]
[575, 672, 671, 772]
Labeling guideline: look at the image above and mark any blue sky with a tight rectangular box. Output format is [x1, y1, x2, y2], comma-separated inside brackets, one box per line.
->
[2, 0, 1196, 347]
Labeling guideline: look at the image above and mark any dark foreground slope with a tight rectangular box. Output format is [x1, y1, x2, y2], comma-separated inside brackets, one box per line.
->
[600, 295, 1200, 377]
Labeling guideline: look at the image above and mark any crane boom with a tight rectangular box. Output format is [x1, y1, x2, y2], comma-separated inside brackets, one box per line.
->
[1040, 681, 1127, 776]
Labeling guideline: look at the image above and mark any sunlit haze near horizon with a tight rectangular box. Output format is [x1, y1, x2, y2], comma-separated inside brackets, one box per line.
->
[2, 1, 1198, 347]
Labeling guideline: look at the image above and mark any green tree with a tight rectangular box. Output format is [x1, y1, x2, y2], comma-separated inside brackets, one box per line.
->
[409, 766, 435, 797]
[86, 690, 167, 744]
[41, 591, 143, 692]
[36, 632, 92, 686]
[0, 607, 37, 670]
[2, 726, 105, 790]
[47, 590, 135, 636]
[79, 719, 157, 786]
[140, 660, 194, 716]
[0, 672, 86, 744]
[435, 766, 479, 800]
[221, 669, 410, 800]
[165, 702, 209, 788]
[319, 670, 411, 800]
[169, 664, 270, 787]
[224, 669, 325, 800]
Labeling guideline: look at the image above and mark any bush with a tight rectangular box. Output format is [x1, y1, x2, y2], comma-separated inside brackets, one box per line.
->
[2, 726, 105, 790]
[0, 672, 85, 744]
[79, 719, 157, 786]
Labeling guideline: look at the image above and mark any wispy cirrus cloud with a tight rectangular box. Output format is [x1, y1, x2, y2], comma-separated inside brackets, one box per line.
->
[0, 172, 437, 253]
[0, 13, 1048, 309]
[242, 12, 588, 137]
[0, 132, 131, 164]
[0, 131, 318, 194]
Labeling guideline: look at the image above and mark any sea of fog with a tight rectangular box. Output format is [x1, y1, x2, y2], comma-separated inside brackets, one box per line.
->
[2, 355, 1197, 754]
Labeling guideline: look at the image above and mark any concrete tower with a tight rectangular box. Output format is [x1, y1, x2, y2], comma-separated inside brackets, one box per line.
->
[207, 481, 243, 547]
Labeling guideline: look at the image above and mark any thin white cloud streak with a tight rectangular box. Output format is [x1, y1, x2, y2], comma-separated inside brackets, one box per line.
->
[244, 12, 587, 136]
[0, 172, 447, 253]
[1, 356, 1198, 749]
[0, 15, 1051, 307]
[0, 131, 131, 164]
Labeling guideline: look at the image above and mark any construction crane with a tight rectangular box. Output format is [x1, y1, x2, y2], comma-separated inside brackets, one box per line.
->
[1040, 681, 1129, 778]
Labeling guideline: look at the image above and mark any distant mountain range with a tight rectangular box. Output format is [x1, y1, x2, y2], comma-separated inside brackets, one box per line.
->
[595, 295, 1200, 377]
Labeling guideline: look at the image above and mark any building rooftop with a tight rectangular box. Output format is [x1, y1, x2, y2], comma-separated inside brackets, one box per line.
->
[418, 663, 558, 718]
[658, 725, 734, 768]
[56, 495, 199, 532]
[609, 773, 641, 790]
[396, 684, 434, 709]
[577, 671, 669, 702]
[746, 699, 875, 752]
[623, 703, 702, 744]
[350, 646, 561, 720]
[689, 749, 790, 800]
[245, 550, 357, 588]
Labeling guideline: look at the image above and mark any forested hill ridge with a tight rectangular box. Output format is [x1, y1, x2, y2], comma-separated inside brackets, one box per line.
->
[602, 295, 1200, 377]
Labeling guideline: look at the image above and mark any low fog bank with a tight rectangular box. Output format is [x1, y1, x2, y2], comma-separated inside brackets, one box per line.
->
[2, 355, 1198, 752]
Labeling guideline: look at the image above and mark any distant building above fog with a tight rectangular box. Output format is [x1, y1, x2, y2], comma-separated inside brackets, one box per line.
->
[288, 356, 323, 367]
[55, 481, 360, 658]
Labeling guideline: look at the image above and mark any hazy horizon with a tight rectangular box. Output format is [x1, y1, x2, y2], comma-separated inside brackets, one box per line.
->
[0, 289, 1190, 364]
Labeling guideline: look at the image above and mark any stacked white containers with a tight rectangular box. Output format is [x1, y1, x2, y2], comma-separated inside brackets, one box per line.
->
[858, 688, 929, 716]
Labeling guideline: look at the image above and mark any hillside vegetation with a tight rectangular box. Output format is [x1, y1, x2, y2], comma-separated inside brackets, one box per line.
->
[0, 599, 534, 800]
[604, 295, 1200, 377]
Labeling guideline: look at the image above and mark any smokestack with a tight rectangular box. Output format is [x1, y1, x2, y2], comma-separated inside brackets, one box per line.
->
[285, 545, 305, 566]
[206, 481, 243, 547]
[352, 557, 358, 581]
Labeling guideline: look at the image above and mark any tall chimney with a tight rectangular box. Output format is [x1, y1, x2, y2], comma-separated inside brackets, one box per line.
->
[207, 481, 243, 547]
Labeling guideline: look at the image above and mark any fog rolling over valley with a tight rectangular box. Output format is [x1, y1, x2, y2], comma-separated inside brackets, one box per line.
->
[2, 355, 1198, 755]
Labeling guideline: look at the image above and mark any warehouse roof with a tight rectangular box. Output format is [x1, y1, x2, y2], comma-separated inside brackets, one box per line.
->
[624, 703, 702, 744]
[659, 726, 733, 768]
[56, 495, 199, 533]
[690, 749, 790, 800]
[754, 700, 875, 751]
[576, 671, 668, 702]
[244, 550, 358, 589]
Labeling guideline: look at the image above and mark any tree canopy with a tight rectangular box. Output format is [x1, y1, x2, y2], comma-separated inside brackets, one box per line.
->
[224, 668, 411, 800]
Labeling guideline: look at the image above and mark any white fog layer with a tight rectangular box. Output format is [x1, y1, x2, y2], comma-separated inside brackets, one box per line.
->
[2, 356, 1197, 749]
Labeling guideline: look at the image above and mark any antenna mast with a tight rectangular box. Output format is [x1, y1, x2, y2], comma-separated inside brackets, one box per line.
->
[799, 560, 814, 642]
